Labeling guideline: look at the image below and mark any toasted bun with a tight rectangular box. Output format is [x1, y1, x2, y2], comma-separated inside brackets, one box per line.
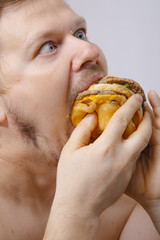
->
[71, 76, 145, 139]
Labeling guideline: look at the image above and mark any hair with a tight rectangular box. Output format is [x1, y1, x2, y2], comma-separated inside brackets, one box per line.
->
[0, 0, 66, 8]
[0, 0, 25, 8]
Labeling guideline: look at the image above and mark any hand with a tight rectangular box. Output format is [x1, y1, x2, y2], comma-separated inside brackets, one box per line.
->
[126, 90, 160, 233]
[126, 90, 160, 202]
[54, 94, 152, 217]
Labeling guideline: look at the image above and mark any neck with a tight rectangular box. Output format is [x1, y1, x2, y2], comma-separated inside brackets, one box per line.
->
[0, 136, 58, 207]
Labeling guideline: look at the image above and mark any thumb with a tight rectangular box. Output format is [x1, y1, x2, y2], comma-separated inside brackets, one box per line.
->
[67, 113, 97, 150]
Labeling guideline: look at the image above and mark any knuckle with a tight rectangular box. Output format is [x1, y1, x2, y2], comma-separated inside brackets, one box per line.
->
[116, 160, 132, 182]
[98, 143, 111, 158]
[141, 131, 151, 146]
[140, 122, 152, 146]
[114, 114, 129, 128]
[96, 141, 114, 161]
[130, 152, 140, 164]
[121, 148, 140, 168]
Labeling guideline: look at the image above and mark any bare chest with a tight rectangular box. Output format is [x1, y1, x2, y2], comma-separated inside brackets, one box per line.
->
[0, 201, 49, 240]
[96, 196, 136, 240]
[0, 195, 136, 240]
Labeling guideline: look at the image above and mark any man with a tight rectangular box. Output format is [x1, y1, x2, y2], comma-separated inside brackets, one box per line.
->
[0, 0, 159, 239]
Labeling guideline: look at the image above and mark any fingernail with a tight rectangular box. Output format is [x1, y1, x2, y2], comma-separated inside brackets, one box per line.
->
[136, 94, 143, 103]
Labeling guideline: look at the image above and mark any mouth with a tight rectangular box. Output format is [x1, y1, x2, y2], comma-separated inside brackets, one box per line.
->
[67, 72, 105, 120]
[67, 63, 106, 119]
[78, 72, 104, 94]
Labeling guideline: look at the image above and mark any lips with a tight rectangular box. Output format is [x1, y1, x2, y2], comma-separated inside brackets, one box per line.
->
[70, 62, 105, 96]
[78, 72, 104, 94]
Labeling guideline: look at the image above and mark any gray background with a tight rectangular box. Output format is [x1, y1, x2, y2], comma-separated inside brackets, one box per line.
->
[66, 0, 160, 97]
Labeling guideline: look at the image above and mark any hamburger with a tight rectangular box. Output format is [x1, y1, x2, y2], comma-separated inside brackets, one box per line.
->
[71, 76, 145, 139]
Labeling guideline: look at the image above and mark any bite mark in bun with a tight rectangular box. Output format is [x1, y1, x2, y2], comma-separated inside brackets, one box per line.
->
[71, 76, 145, 139]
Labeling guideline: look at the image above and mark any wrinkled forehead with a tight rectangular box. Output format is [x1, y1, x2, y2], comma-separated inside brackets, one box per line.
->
[0, 0, 79, 47]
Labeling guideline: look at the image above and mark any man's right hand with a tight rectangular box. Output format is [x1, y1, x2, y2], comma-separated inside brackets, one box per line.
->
[43, 94, 152, 240]
[54, 94, 152, 217]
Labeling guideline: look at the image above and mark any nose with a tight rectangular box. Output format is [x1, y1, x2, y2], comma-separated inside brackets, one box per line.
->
[67, 36, 101, 72]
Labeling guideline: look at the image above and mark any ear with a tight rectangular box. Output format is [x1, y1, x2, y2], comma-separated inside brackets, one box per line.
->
[0, 105, 7, 124]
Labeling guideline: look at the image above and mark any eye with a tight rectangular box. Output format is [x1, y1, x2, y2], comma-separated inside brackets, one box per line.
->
[74, 29, 87, 40]
[38, 42, 56, 55]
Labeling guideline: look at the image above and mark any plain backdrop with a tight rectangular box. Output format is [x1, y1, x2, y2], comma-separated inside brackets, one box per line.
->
[66, 0, 160, 97]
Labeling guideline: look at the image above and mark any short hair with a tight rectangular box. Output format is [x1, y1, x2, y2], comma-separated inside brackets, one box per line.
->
[0, 0, 25, 8]
[0, 0, 66, 8]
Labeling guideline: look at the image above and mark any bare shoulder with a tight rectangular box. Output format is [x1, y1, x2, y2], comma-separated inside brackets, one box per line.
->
[97, 194, 160, 240]
[96, 194, 137, 240]
[120, 201, 160, 240]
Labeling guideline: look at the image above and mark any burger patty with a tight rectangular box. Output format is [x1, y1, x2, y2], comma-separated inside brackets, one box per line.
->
[76, 90, 127, 101]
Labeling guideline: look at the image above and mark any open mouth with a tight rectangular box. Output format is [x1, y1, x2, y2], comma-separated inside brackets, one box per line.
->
[77, 72, 104, 94]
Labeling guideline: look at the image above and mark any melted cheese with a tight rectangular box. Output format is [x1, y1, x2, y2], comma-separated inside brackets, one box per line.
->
[71, 85, 143, 139]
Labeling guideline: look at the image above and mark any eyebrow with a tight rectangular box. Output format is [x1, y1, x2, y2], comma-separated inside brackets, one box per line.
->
[72, 16, 87, 31]
[25, 16, 87, 50]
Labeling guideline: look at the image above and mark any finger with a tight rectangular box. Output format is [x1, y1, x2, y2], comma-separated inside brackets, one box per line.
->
[98, 94, 143, 143]
[148, 90, 160, 119]
[125, 111, 152, 156]
[145, 103, 154, 121]
[66, 113, 97, 150]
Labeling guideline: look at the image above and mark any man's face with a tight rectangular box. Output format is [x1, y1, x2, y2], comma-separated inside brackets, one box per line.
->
[0, 0, 107, 159]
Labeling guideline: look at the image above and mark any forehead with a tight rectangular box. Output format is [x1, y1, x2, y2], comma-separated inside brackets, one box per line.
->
[0, 0, 80, 47]
[0, 0, 73, 21]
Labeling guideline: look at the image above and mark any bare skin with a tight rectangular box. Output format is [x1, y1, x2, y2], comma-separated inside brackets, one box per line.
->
[0, 0, 159, 239]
